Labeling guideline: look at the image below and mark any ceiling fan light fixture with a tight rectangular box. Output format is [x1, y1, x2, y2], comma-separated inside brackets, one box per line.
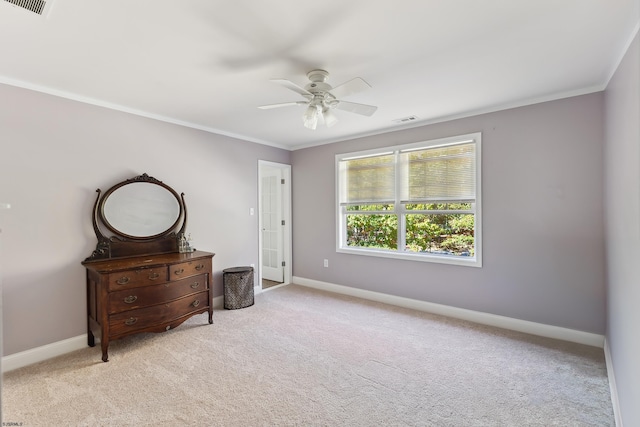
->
[322, 106, 338, 127]
[303, 104, 319, 130]
[261, 69, 377, 130]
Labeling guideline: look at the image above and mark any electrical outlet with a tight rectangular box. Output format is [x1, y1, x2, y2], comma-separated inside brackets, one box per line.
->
[323, 259, 328, 268]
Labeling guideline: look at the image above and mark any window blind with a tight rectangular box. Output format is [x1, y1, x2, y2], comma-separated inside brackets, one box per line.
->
[339, 153, 395, 205]
[399, 142, 476, 203]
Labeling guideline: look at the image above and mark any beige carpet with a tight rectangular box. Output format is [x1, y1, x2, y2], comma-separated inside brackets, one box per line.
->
[2, 285, 613, 426]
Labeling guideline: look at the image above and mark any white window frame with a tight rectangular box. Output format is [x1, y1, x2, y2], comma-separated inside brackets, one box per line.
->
[335, 132, 482, 267]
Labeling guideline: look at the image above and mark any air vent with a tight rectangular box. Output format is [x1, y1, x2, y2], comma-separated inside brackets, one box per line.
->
[4, 0, 48, 15]
[392, 115, 419, 124]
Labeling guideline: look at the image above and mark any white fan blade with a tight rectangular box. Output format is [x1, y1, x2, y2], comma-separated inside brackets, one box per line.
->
[258, 101, 308, 110]
[271, 79, 313, 98]
[335, 101, 378, 116]
[330, 77, 371, 99]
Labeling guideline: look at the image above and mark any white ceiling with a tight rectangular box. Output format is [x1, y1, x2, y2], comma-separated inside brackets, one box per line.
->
[0, 1, 638, 150]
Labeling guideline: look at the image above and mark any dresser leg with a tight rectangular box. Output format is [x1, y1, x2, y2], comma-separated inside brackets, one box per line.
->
[208, 309, 213, 324]
[101, 341, 109, 362]
[88, 330, 95, 347]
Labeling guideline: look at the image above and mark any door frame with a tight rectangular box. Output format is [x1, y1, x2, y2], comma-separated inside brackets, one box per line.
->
[258, 160, 292, 289]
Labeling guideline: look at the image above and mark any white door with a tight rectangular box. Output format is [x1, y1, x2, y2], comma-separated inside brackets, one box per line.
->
[261, 167, 283, 282]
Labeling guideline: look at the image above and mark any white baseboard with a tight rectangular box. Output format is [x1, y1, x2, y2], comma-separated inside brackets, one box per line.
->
[293, 276, 605, 348]
[2, 335, 87, 373]
[2, 295, 227, 373]
[604, 338, 623, 427]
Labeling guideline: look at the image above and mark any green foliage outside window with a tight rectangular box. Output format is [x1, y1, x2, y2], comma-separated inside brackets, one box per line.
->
[347, 214, 398, 250]
[346, 203, 474, 256]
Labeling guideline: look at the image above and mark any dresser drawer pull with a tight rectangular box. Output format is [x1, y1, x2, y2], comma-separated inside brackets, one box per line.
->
[124, 317, 138, 326]
[174, 268, 185, 276]
[124, 295, 138, 304]
[190, 282, 200, 289]
[191, 299, 201, 308]
[148, 272, 160, 280]
[116, 276, 130, 285]
[195, 264, 205, 271]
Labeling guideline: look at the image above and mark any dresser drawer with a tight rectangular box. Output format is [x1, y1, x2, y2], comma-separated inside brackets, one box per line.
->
[109, 291, 209, 336]
[108, 274, 208, 314]
[170, 258, 212, 280]
[108, 267, 169, 291]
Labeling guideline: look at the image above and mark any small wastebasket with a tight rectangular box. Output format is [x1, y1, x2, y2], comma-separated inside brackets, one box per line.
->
[223, 266, 254, 309]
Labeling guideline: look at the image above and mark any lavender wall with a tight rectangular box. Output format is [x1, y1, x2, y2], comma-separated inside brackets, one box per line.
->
[0, 84, 290, 355]
[604, 32, 640, 427]
[292, 93, 606, 334]
[0, 76, 612, 363]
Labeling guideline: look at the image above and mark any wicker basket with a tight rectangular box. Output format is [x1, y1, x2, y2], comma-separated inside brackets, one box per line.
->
[223, 266, 254, 309]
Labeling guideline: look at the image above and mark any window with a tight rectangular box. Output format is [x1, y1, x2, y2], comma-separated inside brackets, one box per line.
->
[336, 133, 481, 267]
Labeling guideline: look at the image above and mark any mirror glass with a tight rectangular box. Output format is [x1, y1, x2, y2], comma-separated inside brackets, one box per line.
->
[102, 182, 181, 238]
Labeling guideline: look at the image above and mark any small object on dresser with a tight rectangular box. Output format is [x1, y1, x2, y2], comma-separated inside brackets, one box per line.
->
[186, 233, 195, 252]
[178, 233, 189, 253]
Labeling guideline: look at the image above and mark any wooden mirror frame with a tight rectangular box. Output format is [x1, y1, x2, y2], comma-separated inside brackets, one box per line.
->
[84, 173, 187, 262]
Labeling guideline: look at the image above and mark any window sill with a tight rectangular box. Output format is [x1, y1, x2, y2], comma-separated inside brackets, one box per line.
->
[336, 246, 482, 268]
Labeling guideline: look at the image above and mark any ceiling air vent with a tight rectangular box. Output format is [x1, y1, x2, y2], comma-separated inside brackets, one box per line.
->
[392, 115, 419, 124]
[4, 0, 48, 15]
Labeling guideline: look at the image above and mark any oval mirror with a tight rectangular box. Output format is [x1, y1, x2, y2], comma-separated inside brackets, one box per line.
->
[100, 181, 182, 239]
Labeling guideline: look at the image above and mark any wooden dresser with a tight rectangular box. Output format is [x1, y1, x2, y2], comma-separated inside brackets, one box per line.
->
[83, 250, 214, 362]
[82, 173, 215, 362]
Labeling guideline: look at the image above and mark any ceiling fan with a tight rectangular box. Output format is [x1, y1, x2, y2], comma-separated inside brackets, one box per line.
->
[258, 69, 377, 130]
